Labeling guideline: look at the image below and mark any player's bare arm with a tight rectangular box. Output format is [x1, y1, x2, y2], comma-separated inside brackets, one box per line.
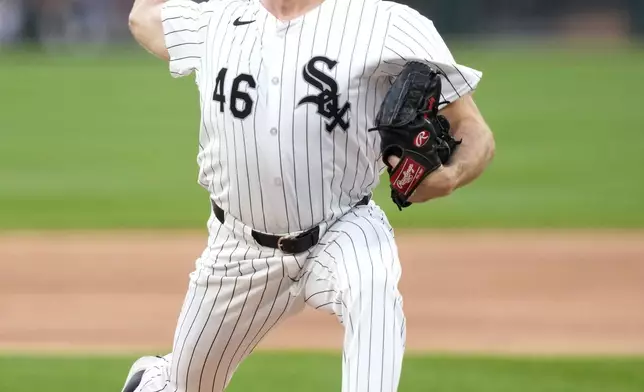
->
[128, 0, 168, 60]
[411, 95, 495, 202]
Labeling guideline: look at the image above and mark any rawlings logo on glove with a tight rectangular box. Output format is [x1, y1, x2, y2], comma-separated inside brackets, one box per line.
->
[392, 157, 426, 195]
[414, 131, 430, 148]
[369, 62, 461, 210]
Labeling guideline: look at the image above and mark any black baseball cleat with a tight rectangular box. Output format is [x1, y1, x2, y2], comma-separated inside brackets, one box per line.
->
[121, 356, 162, 392]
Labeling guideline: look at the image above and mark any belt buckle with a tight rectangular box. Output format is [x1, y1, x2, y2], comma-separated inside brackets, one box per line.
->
[277, 234, 297, 253]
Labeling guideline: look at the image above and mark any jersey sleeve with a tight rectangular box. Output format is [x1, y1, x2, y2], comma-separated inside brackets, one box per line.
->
[161, 0, 215, 77]
[382, 5, 482, 105]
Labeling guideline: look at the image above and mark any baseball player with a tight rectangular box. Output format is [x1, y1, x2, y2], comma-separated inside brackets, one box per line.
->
[122, 0, 495, 391]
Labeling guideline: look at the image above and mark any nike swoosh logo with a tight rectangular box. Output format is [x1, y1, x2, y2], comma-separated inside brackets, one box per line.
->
[233, 17, 256, 26]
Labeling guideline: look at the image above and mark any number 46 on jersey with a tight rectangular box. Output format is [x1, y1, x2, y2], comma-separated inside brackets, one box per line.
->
[211, 57, 351, 132]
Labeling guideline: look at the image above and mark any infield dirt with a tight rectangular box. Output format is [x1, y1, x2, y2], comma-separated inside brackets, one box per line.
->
[1, 231, 643, 355]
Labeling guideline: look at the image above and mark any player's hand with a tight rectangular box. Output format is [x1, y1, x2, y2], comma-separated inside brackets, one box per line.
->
[387, 156, 458, 203]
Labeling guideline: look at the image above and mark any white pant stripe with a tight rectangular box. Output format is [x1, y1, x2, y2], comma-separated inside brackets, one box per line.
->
[133, 204, 403, 392]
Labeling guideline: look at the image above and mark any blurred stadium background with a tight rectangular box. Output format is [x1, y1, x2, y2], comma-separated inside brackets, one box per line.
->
[1, 1, 644, 391]
[1, 0, 643, 45]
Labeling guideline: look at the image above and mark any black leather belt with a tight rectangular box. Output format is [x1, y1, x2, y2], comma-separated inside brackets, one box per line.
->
[211, 195, 371, 254]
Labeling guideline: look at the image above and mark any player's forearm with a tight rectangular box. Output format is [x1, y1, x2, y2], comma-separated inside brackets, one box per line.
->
[129, 0, 169, 60]
[447, 114, 495, 189]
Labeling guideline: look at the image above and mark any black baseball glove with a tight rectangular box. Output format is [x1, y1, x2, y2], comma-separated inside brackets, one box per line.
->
[370, 62, 461, 210]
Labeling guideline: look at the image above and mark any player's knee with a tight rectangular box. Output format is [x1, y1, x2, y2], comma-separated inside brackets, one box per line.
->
[351, 266, 401, 308]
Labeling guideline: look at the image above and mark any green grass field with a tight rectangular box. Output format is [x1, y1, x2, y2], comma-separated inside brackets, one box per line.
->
[1, 45, 643, 229]
[1, 353, 643, 392]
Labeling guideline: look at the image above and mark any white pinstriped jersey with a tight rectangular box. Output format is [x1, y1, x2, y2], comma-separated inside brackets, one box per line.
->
[162, 0, 482, 234]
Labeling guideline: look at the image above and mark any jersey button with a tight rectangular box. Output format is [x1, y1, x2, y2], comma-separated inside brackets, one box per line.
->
[270, 127, 278, 135]
[272, 77, 280, 85]
[274, 178, 283, 186]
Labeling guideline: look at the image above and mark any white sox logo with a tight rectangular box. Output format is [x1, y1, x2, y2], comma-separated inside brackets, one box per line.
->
[297, 56, 351, 132]
[414, 130, 430, 148]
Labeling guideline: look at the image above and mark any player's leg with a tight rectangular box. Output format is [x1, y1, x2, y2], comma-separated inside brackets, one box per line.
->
[304, 203, 405, 392]
[124, 220, 304, 392]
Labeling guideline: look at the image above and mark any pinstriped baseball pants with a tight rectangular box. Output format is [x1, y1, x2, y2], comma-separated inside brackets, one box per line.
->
[133, 202, 405, 392]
